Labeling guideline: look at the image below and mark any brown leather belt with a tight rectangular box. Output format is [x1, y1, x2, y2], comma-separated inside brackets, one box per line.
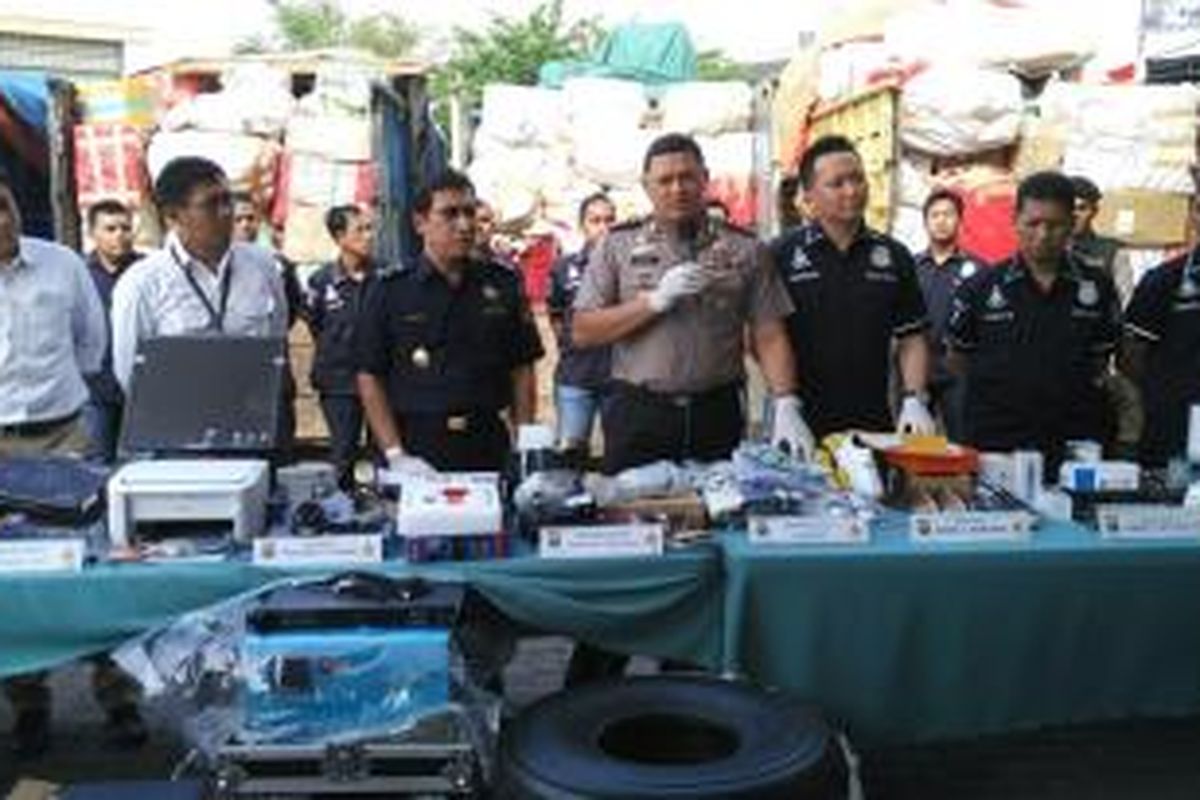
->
[0, 411, 79, 438]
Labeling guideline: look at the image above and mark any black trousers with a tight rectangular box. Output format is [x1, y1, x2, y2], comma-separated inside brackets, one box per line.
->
[600, 381, 744, 475]
[400, 411, 511, 472]
[320, 394, 367, 490]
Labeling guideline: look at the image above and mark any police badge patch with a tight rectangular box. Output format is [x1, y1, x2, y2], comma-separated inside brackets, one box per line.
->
[870, 245, 892, 269]
[987, 285, 1007, 310]
[1077, 280, 1099, 307]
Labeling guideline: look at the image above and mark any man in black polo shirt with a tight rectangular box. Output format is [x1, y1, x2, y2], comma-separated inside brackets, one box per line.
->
[771, 134, 935, 438]
[947, 171, 1122, 470]
[307, 204, 379, 489]
[82, 199, 143, 463]
[915, 187, 987, 441]
[355, 170, 543, 473]
[1119, 190, 1200, 467]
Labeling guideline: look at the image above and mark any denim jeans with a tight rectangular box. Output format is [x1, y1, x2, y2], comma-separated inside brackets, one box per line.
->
[555, 384, 604, 446]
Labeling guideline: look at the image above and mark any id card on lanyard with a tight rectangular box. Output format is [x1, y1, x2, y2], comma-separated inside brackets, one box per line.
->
[170, 245, 233, 333]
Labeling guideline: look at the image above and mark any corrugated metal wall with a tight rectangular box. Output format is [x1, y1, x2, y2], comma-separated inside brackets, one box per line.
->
[0, 31, 122, 79]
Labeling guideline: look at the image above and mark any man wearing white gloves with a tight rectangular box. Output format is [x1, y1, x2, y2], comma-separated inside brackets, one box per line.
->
[771, 135, 934, 439]
[355, 170, 543, 475]
[574, 133, 813, 473]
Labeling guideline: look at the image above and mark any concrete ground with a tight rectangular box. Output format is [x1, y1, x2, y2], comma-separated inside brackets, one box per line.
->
[3, 637, 1200, 798]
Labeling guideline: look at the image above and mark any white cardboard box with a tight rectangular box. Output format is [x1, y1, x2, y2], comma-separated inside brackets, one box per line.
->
[395, 473, 503, 538]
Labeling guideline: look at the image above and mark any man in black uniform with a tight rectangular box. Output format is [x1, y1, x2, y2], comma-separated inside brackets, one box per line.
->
[947, 171, 1122, 470]
[915, 187, 987, 441]
[1119, 190, 1200, 467]
[307, 204, 379, 489]
[547, 191, 616, 452]
[771, 134, 935, 439]
[355, 170, 543, 473]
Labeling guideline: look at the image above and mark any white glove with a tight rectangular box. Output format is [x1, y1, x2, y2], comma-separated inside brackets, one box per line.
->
[384, 446, 437, 476]
[646, 261, 709, 313]
[897, 395, 936, 435]
[770, 394, 816, 462]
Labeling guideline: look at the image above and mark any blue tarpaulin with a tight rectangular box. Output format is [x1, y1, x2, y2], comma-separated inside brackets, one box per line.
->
[0, 70, 51, 133]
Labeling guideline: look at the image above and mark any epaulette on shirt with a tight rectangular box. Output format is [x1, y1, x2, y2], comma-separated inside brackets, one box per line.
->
[719, 220, 757, 239]
[609, 217, 647, 233]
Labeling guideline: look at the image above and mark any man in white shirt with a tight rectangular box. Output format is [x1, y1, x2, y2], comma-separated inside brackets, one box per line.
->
[0, 167, 106, 457]
[0, 166, 148, 758]
[111, 157, 288, 394]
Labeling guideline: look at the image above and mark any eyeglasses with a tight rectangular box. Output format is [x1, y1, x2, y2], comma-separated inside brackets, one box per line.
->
[186, 191, 234, 215]
[432, 205, 476, 221]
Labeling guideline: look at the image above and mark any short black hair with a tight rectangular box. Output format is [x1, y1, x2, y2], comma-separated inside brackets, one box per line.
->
[1069, 175, 1102, 205]
[153, 157, 226, 211]
[578, 191, 614, 224]
[642, 133, 706, 174]
[230, 190, 256, 210]
[798, 135, 859, 189]
[325, 204, 362, 239]
[87, 199, 132, 229]
[923, 187, 964, 219]
[1017, 171, 1076, 215]
[413, 169, 475, 214]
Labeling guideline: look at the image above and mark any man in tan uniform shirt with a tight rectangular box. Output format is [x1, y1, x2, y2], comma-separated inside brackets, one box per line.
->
[574, 132, 814, 473]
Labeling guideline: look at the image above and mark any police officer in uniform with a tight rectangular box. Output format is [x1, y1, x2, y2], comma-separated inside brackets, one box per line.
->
[915, 187, 987, 441]
[771, 135, 936, 439]
[573, 133, 815, 474]
[355, 170, 543, 474]
[947, 171, 1122, 470]
[307, 204, 379, 489]
[1119, 188, 1200, 467]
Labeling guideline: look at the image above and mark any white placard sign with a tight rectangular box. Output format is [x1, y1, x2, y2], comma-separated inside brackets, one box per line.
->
[1095, 504, 1200, 540]
[252, 535, 384, 566]
[0, 539, 86, 573]
[539, 524, 664, 559]
[747, 515, 869, 546]
[909, 511, 1035, 543]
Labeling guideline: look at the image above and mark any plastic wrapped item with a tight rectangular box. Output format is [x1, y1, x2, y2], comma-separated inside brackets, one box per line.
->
[584, 461, 693, 507]
[146, 130, 280, 195]
[899, 66, 1023, 157]
[732, 442, 869, 515]
[478, 84, 566, 147]
[659, 81, 753, 135]
[513, 470, 596, 531]
[113, 573, 499, 770]
[74, 123, 148, 212]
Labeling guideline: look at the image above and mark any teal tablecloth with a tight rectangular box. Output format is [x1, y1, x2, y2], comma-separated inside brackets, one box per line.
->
[0, 546, 722, 679]
[722, 515, 1200, 744]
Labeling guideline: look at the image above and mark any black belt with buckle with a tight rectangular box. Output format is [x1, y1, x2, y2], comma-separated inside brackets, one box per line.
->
[616, 380, 740, 409]
[0, 411, 79, 438]
[401, 411, 494, 434]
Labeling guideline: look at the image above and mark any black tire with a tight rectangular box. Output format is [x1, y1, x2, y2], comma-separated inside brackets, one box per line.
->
[497, 676, 848, 799]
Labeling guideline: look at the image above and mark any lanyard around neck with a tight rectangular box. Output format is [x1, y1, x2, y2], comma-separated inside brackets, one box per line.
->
[170, 244, 233, 332]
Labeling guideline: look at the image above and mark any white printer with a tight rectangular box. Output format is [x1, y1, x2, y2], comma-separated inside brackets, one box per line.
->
[108, 459, 271, 547]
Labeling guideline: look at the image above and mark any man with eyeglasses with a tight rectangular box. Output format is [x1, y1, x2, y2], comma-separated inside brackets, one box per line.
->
[111, 157, 289, 395]
[355, 169, 543, 474]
